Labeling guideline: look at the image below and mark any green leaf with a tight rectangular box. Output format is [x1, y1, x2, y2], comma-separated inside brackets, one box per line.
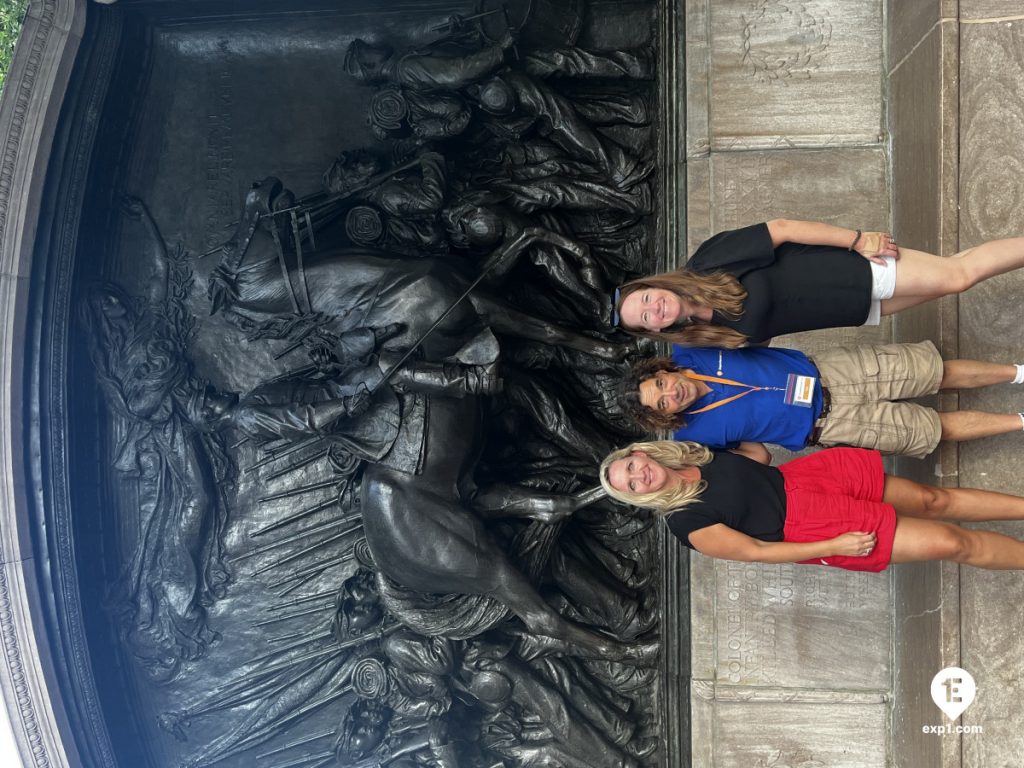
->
[0, 0, 29, 96]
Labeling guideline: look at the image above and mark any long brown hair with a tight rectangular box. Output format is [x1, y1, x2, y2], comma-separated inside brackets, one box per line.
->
[617, 269, 749, 348]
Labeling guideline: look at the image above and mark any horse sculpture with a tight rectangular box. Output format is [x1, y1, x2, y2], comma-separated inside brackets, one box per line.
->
[199, 179, 656, 664]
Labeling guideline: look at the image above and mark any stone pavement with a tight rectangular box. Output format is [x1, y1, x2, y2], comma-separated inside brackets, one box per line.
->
[682, 1, 1024, 766]
[891, 3, 1024, 768]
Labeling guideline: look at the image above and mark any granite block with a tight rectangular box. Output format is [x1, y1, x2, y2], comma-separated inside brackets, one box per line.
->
[959, 557, 1024, 768]
[888, 0, 942, 73]
[685, 157, 713, 258]
[690, 550, 718, 681]
[959, 20, 1024, 248]
[690, 681, 716, 768]
[713, 700, 889, 768]
[891, 24, 947, 257]
[707, 0, 884, 149]
[686, 0, 711, 157]
[955, 23, 1024, 768]
[711, 559, 890, 689]
[960, 0, 1024, 20]
[707, 147, 889, 233]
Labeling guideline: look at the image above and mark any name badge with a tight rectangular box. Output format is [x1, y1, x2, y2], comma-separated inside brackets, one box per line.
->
[784, 374, 816, 407]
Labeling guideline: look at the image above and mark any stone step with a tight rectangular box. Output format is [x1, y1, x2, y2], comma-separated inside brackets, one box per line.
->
[888, 5, 962, 764]
[889, 3, 1024, 767]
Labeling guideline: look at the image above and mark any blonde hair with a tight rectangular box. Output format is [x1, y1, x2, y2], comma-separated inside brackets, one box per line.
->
[617, 269, 749, 348]
[599, 441, 713, 515]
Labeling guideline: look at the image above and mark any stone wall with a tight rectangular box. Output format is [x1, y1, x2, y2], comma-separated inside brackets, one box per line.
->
[683, 1, 893, 765]
[888, 3, 960, 768]
[891, 3, 1024, 768]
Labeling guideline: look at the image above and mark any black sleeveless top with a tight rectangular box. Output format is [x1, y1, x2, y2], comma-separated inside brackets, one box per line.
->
[666, 451, 787, 549]
[687, 223, 873, 343]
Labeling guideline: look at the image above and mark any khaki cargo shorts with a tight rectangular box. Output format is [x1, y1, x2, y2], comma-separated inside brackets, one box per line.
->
[812, 340, 944, 459]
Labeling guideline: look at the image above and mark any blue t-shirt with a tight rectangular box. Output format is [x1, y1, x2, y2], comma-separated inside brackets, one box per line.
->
[669, 345, 823, 451]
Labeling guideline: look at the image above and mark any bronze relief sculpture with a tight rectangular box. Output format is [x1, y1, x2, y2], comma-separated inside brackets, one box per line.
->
[82, 3, 662, 765]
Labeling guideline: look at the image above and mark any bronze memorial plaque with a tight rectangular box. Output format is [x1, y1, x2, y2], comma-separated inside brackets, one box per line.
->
[25, 1, 673, 765]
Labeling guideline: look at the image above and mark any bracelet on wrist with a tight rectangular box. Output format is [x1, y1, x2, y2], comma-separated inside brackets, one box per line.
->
[848, 229, 863, 251]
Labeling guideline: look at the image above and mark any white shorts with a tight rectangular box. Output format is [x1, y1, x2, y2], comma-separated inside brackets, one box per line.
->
[863, 255, 898, 326]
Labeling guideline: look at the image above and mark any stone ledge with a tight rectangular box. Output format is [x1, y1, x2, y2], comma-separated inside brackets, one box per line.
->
[888, 9, 962, 768]
[658, 2, 689, 765]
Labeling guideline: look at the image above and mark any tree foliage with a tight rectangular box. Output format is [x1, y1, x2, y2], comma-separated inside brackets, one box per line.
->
[0, 0, 29, 96]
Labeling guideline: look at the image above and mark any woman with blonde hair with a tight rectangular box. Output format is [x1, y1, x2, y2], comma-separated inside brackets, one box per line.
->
[614, 219, 1024, 347]
[599, 440, 1024, 572]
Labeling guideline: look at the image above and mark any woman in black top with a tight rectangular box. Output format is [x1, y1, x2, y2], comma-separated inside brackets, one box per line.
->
[599, 440, 1024, 572]
[614, 219, 1024, 347]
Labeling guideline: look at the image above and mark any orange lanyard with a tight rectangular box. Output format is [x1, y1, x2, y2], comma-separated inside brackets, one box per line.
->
[683, 372, 785, 415]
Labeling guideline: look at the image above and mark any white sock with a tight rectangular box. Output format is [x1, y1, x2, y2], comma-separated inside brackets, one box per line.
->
[1018, 412, 1024, 431]
[1014, 364, 1024, 384]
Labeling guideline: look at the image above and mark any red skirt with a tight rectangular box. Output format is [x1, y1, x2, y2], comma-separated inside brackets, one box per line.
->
[778, 448, 896, 572]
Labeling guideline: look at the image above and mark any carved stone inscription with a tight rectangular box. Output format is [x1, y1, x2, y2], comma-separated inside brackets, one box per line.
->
[715, 560, 890, 689]
[716, 153, 774, 229]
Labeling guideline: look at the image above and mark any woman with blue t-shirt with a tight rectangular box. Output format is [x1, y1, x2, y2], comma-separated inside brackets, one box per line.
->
[613, 219, 1024, 347]
[618, 342, 1024, 459]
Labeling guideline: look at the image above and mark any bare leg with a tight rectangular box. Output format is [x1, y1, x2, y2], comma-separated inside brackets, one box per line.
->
[878, 293, 936, 315]
[884, 475, 1024, 522]
[939, 411, 1022, 442]
[890, 516, 1024, 570]
[940, 359, 1017, 389]
[882, 239, 1024, 313]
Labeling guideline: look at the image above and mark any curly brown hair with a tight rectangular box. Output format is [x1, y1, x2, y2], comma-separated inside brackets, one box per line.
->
[621, 356, 688, 432]
[617, 268, 749, 348]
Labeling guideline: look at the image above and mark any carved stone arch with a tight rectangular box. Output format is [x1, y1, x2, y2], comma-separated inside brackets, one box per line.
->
[0, 1, 98, 766]
[0, 1, 681, 766]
